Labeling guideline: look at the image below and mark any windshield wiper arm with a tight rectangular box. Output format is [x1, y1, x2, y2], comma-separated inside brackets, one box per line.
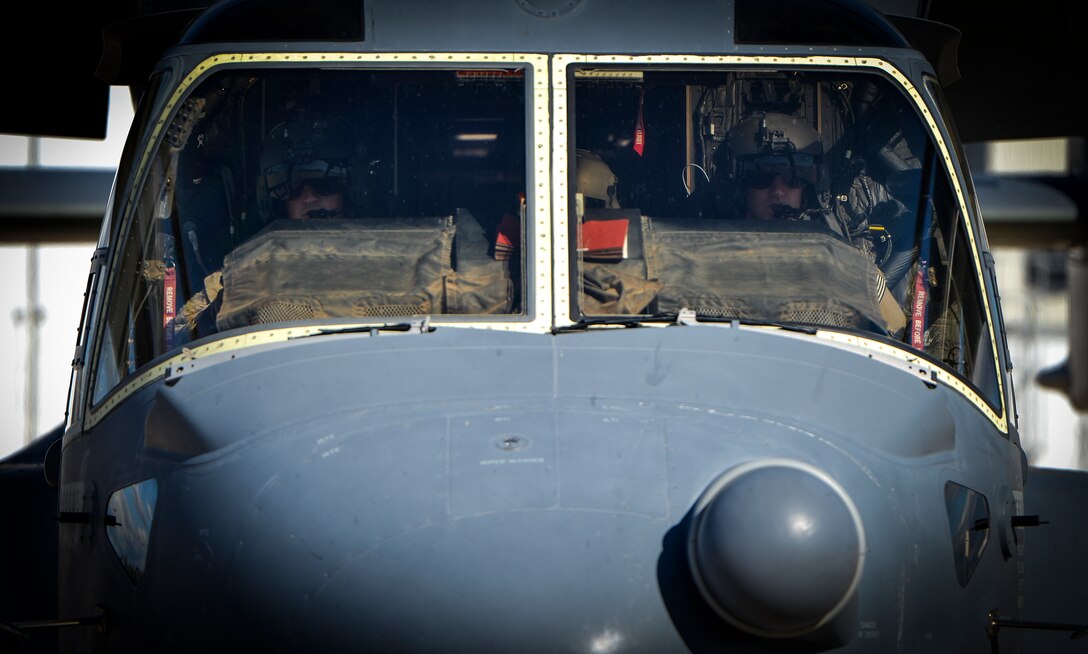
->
[290, 317, 435, 340]
[552, 313, 680, 333]
[554, 309, 818, 335]
[678, 311, 820, 334]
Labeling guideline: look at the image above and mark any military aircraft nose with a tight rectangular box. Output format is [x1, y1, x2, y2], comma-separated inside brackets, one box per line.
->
[687, 459, 865, 638]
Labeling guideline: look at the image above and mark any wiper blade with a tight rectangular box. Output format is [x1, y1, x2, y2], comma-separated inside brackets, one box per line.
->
[552, 313, 679, 333]
[290, 317, 435, 339]
[680, 312, 820, 335]
[554, 309, 818, 335]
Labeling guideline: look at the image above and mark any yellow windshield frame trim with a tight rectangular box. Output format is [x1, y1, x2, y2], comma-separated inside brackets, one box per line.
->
[552, 53, 1006, 433]
[88, 52, 552, 429]
[89, 52, 1008, 434]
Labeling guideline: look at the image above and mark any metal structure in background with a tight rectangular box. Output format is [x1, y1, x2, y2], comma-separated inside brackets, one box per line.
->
[0, 169, 116, 244]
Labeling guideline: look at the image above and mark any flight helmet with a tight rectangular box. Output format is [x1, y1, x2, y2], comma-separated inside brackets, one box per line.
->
[258, 114, 363, 219]
[575, 149, 620, 209]
[724, 112, 823, 190]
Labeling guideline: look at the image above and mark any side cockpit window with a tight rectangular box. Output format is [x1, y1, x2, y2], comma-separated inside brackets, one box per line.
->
[91, 66, 528, 405]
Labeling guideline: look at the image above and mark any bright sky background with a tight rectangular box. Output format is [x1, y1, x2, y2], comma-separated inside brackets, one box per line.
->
[0, 87, 132, 458]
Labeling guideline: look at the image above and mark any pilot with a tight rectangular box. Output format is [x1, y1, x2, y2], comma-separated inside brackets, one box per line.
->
[711, 112, 915, 286]
[714, 112, 826, 223]
[257, 113, 362, 221]
[177, 113, 363, 336]
[710, 112, 913, 333]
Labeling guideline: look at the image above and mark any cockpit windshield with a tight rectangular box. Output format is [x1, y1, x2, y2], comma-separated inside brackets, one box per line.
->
[570, 67, 999, 401]
[90, 61, 1002, 412]
[93, 67, 528, 402]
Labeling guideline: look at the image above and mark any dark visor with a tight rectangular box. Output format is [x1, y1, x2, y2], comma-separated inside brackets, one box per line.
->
[739, 153, 816, 189]
[265, 160, 348, 200]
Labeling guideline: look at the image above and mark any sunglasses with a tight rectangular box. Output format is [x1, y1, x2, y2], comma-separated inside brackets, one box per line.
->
[743, 171, 805, 190]
[265, 160, 348, 201]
